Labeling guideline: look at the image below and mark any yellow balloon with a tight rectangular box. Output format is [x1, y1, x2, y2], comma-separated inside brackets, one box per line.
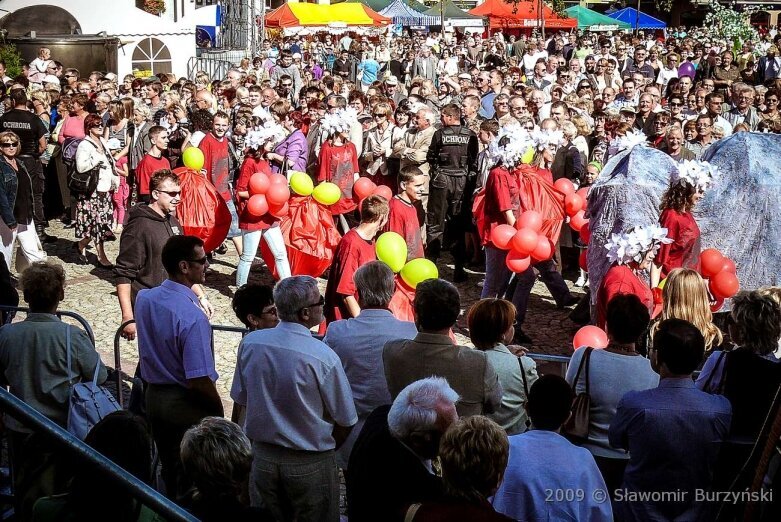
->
[290, 171, 314, 196]
[400, 258, 439, 289]
[312, 182, 341, 205]
[182, 146, 205, 171]
[376, 232, 408, 273]
[521, 146, 535, 165]
[658, 278, 667, 290]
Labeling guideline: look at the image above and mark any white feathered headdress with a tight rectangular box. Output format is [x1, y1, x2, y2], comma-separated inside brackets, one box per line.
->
[320, 108, 358, 137]
[671, 159, 717, 191]
[487, 123, 534, 168]
[245, 122, 287, 150]
[531, 128, 564, 151]
[609, 129, 647, 154]
[604, 224, 673, 265]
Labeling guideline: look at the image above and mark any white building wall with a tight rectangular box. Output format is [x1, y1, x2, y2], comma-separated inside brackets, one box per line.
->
[0, 0, 198, 78]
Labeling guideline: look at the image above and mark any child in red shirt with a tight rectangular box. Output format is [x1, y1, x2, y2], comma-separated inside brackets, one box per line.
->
[386, 165, 426, 261]
[324, 195, 389, 323]
[318, 117, 360, 232]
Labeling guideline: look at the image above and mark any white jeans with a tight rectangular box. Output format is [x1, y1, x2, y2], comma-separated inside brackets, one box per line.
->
[237, 226, 291, 286]
[0, 219, 47, 272]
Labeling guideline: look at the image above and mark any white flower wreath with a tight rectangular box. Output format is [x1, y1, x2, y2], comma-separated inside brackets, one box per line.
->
[604, 224, 673, 266]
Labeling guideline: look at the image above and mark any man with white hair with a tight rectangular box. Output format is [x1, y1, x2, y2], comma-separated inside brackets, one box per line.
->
[347, 377, 457, 522]
[393, 105, 436, 191]
[324, 261, 417, 469]
[231, 275, 357, 521]
[412, 46, 438, 82]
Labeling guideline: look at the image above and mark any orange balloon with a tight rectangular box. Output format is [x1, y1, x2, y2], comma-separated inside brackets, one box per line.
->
[249, 172, 270, 195]
[247, 194, 269, 216]
[576, 187, 589, 209]
[373, 185, 393, 201]
[506, 250, 531, 273]
[354, 177, 377, 200]
[517, 210, 543, 232]
[511, 228, 538, 256]
[721, 257, 737, 274]
[710, 270, 739, 299]
[573, 325, 608, 350]
[565, 193, 584, 215]
[700, 248, 725, 278]
[269, 201, 289, 218]
[570, 210, 587, 232]
[554, 178, 576, 195]
[491, 224, 516, 250]
[266, 183, 291, 206]
[269, 173, 288, 186]
[531, 234, 552, 261]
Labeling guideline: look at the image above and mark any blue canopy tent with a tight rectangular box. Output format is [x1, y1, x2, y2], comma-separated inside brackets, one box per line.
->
[607, 7, 666, 30]
[380, 0, 440, 26]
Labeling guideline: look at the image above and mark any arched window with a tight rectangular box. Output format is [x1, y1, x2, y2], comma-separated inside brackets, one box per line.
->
[131, 37, 172, 75]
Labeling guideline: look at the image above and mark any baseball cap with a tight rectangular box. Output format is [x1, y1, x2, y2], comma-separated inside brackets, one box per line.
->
[458, 73, 471, 80]
[619, 106, 637, 114]
[385, 76, 399, 86]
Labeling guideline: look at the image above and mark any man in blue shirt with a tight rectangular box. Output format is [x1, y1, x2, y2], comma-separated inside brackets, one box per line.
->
[135, 235, 223, 499]
[609, 319, 732, 521]
[324, 261, 417, 468]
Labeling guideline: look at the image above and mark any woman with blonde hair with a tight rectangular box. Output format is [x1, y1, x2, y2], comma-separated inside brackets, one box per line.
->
[651, 268, 724, 352]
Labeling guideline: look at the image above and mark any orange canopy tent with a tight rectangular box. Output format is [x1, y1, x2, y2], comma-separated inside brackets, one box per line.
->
[469, 0, 577, 30]
[265, 3, 390, 28]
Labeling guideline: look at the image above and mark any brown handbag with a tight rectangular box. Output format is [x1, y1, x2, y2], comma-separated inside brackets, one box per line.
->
[562, 347, 593, 442]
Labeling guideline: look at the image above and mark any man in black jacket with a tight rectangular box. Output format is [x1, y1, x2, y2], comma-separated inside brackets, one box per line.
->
[347, 377, 457, 522]
[114, 169, 212, 340]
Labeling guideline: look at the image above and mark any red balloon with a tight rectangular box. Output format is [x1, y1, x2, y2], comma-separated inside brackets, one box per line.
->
[269, 201, 289, 218]
[570, 210, 587, 232]
[506, 250, 531, 273]
[249, 172, 270, 195]
[564, 193, 584, 216]
[710, 270, 740, 299]
[700, 248, 725, 278]
[710, 296, 725, 313]
[511, 228, 538, 256]
[373, 185, 393, 201]
[721, 258, 737, 274]
[572, 325, 609, 350]
[517, 210, 543, 232]
[577, 187, 589, 208]
[579, 249, 588, 271]
[491, 224, 517, 250]
[579, 221, 591, 244]
[554, 178, 576, 195]
[531, 234, 552, 261]
[354, 177, 377, 200]
[269, 173, 288, 186]
[247, 194, 269, 216]
[266, 183, 291, 206]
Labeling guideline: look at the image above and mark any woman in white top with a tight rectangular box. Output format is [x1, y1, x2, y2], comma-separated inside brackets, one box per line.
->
[436, 48, 459, 77]
[74, 114, 119, 268]
[361, 101, 396, 182]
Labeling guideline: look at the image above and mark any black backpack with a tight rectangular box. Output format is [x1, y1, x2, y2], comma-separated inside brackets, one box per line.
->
[64, 138, 100, 195]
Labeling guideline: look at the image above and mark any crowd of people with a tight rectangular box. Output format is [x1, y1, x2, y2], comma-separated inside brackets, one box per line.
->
[0, 20, 776, 522]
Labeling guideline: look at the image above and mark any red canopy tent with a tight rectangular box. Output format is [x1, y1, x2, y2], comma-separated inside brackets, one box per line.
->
[469, 0, 577, 30]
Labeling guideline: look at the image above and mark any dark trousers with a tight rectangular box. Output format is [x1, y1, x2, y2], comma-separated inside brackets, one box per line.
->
[426, 172, 466, 267]
[593, 455, 628, 503]
[18, 156, 46, 230]
[482, 245, 573, 326]
[145, 383, 222, 501]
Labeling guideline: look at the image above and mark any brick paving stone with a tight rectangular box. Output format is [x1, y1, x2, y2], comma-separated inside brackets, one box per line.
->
[14, 222, 585, 410]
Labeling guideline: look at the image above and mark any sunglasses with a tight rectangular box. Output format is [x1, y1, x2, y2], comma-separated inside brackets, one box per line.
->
[188, 256, 208, 265]
[298, 295, 325, 313]
[156, 189, 181, 198]
[373, 113, 386, 117]
[0, 142, 18, 148]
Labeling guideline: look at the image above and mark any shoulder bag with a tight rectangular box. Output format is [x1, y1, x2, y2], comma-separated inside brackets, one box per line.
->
[67, 140, 101, 196]
[65, 324, 121, 440]
[562, 347, 593, 442]
[518, 356, 532, 431]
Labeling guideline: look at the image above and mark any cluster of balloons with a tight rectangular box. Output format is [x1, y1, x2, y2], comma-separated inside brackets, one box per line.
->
[572, 325, 609, 351]
[353, 177, 393, 203]
[490, 210, 554, 273]
[553, 178, 589, 232]
[182, 147, 205, 171]
[700, 248, 740, 310]
[246, 172, 291, 217]
[375, 231, 438, 288]
[288, 170, 343, 206]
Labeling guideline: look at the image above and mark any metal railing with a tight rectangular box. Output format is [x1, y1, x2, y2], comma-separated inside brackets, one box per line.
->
[526, 353, 571, 376]
[0, 387, 198, 522]
[0, 306, 96, 345]
[186, 56, 235, 81]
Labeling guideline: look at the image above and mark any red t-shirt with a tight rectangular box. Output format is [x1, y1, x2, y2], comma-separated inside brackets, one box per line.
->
[324, 229, 377, 323]
[596, 264, 654, 330]
[386, 196, 424, 260]
[235, 156, 278, 231]
[318, 140, 359, 216]
[481, 166, 520, 246]
[655, 209, 700, 279]
[136, 153, 171, 196]
[199, 133, 232, 202]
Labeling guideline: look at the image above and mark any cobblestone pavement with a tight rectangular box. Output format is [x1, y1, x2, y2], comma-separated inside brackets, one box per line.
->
[14, 222, 586, 410]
